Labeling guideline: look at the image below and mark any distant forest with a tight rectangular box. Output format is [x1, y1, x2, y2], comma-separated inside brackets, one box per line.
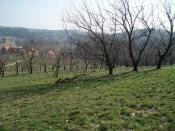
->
[0, 26, 67, 44]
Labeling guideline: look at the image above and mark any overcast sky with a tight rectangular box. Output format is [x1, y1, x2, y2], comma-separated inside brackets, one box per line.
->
[0, 0, 173, 30]
[0, 0, 83, 30]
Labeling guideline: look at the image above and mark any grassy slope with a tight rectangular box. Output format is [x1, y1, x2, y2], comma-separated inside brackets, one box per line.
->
[0, 67, 175, 130]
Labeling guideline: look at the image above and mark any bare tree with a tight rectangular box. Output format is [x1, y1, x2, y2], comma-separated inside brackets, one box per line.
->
[150, 0, 175, 69]
[28, 48, 36, 74]
[22, 38, 38, 74]
[111, 0, 154, 71]
[68, 51, 74, 71]
[64, 0, 119, 75]
[0, 58, 5, 77]
[15, 61, 19, 75]
[81, 48, 89, 71]
[50, 49, 65, 77]
[38, 47, 48, 73]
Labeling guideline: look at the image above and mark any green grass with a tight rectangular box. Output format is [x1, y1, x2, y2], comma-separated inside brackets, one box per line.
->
[0, 67, 175, 130]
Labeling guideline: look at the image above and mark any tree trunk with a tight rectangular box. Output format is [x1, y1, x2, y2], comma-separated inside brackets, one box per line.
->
[30, 67, 33, 74]
[85, 64, 88, 71]
[52, 65, 55, 71]
[157, 58, 162, 69]
[44, 65, 47, 73]
[29, 61, 33, 74]
[55, 66, 59, 77]
[16, 62, 19, 75]
[133, 63, 138, 72]
[70, 65, 72, 71]
[29, 51, 34, 74]
[125, 60, 129, 67]
[2, 69, 4, 77]
[108, 67, 113, 75]
[64, 65, 66, 71]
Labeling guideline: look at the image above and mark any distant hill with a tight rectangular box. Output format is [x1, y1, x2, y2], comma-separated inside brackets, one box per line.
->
[0, 26, 68, 43]
[0, 26, 174, 47]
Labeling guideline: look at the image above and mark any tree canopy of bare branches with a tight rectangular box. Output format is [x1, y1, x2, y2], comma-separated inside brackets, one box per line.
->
[63, 0, 119, 75]
[150, 0, 175, 69]
[111, 0, 155, 71]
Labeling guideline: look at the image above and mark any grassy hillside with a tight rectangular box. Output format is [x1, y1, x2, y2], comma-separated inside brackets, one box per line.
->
[0, 67, 175, 130]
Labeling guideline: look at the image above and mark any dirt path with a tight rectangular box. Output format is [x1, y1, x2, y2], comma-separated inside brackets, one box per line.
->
[5, 60, 23, 67]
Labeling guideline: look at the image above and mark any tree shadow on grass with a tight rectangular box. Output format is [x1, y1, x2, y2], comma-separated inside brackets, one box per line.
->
[76, 68, 158, 88]
[0, 68, 157, 103]
[0, 83, 68, 103]
[78, 70, 132, 83]
[141, 68, 157, 73]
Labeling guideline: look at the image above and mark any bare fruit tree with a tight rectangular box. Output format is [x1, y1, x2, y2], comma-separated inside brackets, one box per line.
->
[111, 0, 154, 71]
[28, 49, 35, 74]
[150, 0, 175, 69]
[64, 1, 119, 75]
[0, 58, 5, 77]
[50, 48, 65, 77]
[38, 47, 48, 73]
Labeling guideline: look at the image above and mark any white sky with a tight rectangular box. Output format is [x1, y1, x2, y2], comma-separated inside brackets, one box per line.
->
[0, 0, 174, 30]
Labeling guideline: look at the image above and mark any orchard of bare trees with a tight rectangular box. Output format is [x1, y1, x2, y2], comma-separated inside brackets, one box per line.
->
[0, 0, 175, 77]
[63, 0, 175, 74]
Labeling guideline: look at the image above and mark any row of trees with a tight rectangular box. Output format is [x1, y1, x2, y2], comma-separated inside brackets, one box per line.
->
[0, 36, 174, 77]
[0, 0, 175, 77]
[0, 40, 100, 77]
[63, 0, 175, 75]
